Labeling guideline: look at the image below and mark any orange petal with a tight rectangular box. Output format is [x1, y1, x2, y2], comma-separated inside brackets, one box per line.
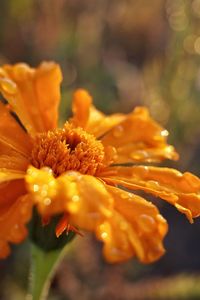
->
[0, 101, 31, 172]
[101, 107, 178, 163]
[71, 89, 124, 137]
[0, 155, 29, 171]
[102, 166, 200, 223]
[72, 89, 92, 128]
[55, 213, 70, 237]
[0, 62, 62, 135]
[0, 179, 26, 215]
[96, 185, 167, 263]
[0, 169, 25, 183]
[25, 166, 113, 231]
[25, 166, 167, 264]
[55, 213, 83, 237]
[0, 194, 32, 259]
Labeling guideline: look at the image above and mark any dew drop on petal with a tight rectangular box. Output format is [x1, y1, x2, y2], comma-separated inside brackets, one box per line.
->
[49, 180, 55, 187]
[44, 197, 51, 206]
[33, 184, 39, 192]
[0, 78, 17, 95]
[113, 125, 124, 137]
[161, 129, 169, 137]
[130, 151, 147, 160]
[10, 224, 23, 242]
[25, 124, 34, 134]
[41, 190, 48, 197]
[14, 64, 29, 80]
[121, 193, 129, 199]
[139, 214, 156, 232]
[72, 195, 80, 202]
[147, 180, 160, 189]
[142, 166, 149, 174]
[41, 167, 54, 175]
[101, 231, 108, 240]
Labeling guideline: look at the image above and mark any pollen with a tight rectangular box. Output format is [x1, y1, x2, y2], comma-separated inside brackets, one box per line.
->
[31, 122, 105, 176]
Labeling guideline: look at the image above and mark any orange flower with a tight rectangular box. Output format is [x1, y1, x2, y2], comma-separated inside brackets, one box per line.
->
[0, 62, 200, 263]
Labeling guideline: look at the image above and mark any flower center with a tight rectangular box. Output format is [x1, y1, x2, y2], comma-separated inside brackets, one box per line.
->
[31, 123, 105, 176]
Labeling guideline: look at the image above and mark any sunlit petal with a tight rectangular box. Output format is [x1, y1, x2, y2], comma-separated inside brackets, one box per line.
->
[0, 169, 25, 183]
[96, 185, 167, 263]
[71, 89, 124, 137]
[0, 102, 31, 172]
[102, 166, 200, 222]
[101, 107, 178, 163]
[0, 179, 26, 215]
[25, 166, 113, 230]
[0, 62, 62, 134]
[0, 194, 32, 259]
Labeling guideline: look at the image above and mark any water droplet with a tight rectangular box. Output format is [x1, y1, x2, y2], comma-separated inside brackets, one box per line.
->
[33, 184, 39, 192]
[42, 167, 53, 175]
[101, 232, 108, 240]
[44, 197, 51, 206]
[139, 214, 156, 232]
[67, 171, 79, 177]
[10, 224, 22, 241]
[148, 180, 159, 189]
[14, 64, 29, 80]
[25, 124, 34, 134]
[49, 180, 55, 187]
[143, 166, 149, 172]
[41, 190, 48, 197]
[121, 193, 129, 199]
[131, 151, 147, 160]
[72, 195, 80, 202]
[113, 125, 124, 137]
[161, 129, 169, 137]
[0, 78, 17, 95]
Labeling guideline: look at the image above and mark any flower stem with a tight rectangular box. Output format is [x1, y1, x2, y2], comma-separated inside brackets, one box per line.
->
[28, 244, 64, 300]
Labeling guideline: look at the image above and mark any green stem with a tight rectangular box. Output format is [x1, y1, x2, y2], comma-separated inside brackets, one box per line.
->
[28, 244, 64, 300]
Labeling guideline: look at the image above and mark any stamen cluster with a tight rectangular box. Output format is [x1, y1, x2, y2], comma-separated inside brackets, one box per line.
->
[31, 123, 105, 176]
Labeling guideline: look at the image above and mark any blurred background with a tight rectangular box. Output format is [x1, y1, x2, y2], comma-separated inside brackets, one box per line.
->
[1, 0, 200, 299]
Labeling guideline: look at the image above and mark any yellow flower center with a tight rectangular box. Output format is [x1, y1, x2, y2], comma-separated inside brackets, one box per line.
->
[31, 123, 105, 176]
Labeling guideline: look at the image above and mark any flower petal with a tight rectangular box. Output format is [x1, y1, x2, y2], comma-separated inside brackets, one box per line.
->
[0, 62, 62, 135]
[25, 166, 167, 263]
[25, 166, 113, 231]
[102, 166, 200, 222]
[71, 89, 124, 137]
[101, 107, 178, 163]
[0, 193, 32, 259]
[0, 179, 26, 214]
[0, 169, 25, 183]
[96, 186, 167, 263]
[0, 102, 31, 170]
